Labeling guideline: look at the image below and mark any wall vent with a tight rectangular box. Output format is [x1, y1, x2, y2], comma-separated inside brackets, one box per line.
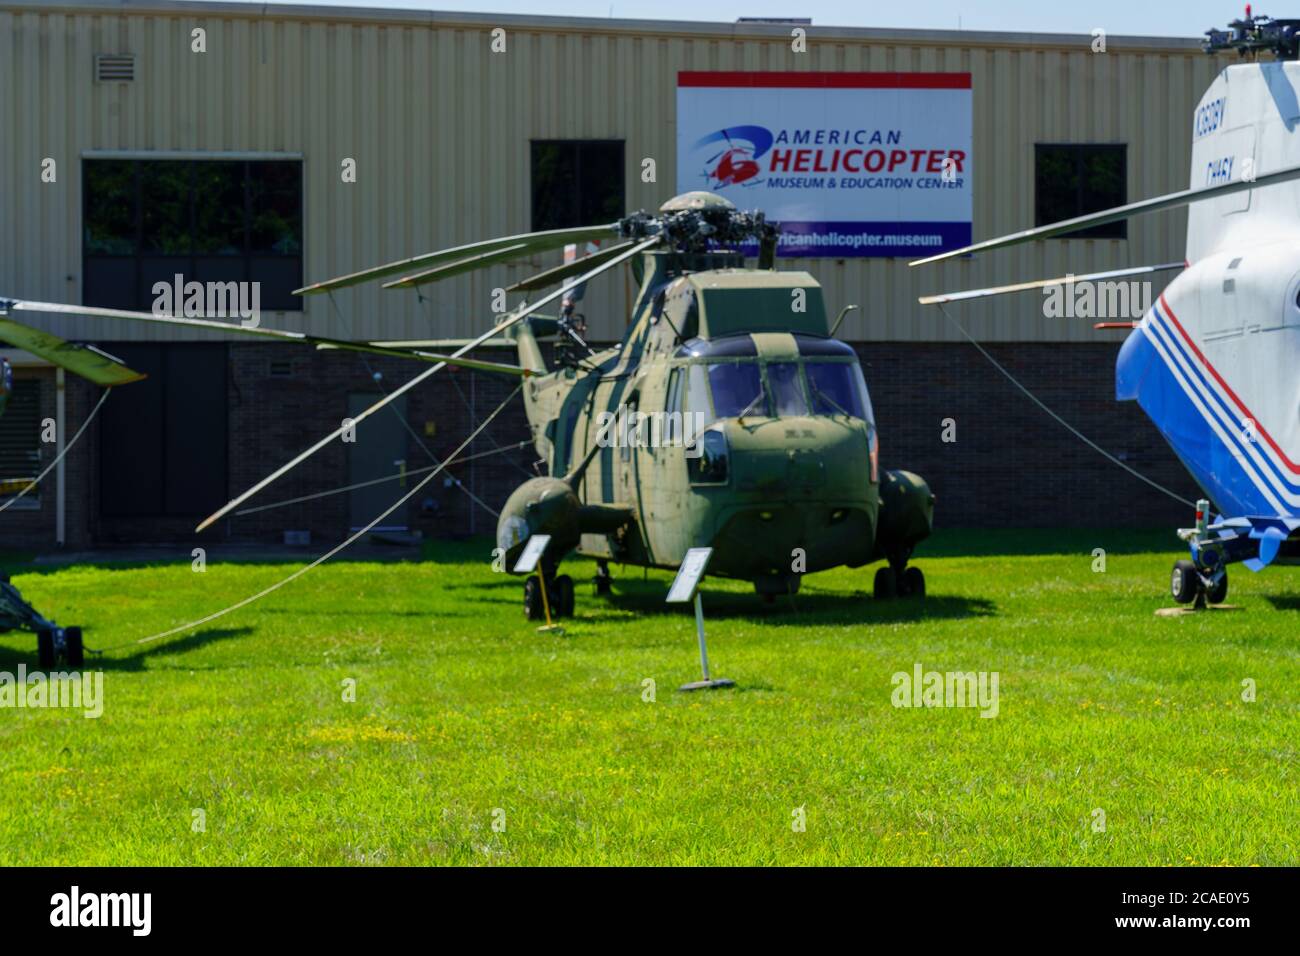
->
[95, 54, 135, 83]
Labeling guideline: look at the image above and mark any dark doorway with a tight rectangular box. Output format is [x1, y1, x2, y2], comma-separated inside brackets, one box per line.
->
[347, 394, 409, 532]
[99, 344, 228, 521]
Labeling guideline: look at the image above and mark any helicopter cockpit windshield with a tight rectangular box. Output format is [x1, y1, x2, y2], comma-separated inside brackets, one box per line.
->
[674, 334, 876, 425]
[805, 361, 873, 421]
[694, 359, 873, 423]
[706, 363, 763, 418]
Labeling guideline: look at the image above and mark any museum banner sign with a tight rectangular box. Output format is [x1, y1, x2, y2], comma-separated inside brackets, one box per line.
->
[676, 71, 973, 258]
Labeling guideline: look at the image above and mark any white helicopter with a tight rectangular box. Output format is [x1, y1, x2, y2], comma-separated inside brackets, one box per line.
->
[916, 11, 1300, 607]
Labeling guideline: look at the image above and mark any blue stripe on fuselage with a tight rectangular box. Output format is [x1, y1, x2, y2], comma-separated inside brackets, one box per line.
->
[1147, 301, 1300, 496]
[1115, 323, 1280, 516]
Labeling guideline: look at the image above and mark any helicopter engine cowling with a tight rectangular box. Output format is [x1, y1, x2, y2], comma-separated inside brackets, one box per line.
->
[871, 469, 935, 563]
[496, 476, 583, 569]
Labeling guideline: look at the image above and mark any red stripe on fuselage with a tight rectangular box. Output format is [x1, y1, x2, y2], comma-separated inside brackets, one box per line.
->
[1158, 293, 1300, 474]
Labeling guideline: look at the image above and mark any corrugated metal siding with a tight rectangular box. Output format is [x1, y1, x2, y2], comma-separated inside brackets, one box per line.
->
[0, 4, 1229, 344]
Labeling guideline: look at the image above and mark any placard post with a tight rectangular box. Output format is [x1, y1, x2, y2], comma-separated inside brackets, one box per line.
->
[667, 547, 734, 691]
[513, 534, 563, 634]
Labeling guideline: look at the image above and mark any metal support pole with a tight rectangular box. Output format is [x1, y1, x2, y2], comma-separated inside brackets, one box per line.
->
[693, 591, 710, 681]
[536, 566, 554, 627]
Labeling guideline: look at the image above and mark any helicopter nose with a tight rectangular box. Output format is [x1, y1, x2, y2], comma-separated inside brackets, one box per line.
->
[785, 445, 826, 490]
[728, 417, 867, 498]
[709, 485, 876, 579]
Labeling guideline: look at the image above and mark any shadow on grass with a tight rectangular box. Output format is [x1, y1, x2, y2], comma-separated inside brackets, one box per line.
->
[0, 627, 254, 671]
[578, 580, 995, 626]
[1263, 594, 1300, 612]
[453, 566, 995, 624]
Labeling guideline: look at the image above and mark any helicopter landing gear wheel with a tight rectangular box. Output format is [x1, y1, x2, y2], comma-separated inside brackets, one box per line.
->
[64, 626, 84, 668]
[1206, 569, 1228, 605]
[900, 566, 926, 599]
[524, 577, 544, 621]
[593, 560, 613, 597]
[873, 567, 897, 601]
[1170, 559, 1199, 605]
[553, 575, 575, 618]
[36, 628, 55, 669]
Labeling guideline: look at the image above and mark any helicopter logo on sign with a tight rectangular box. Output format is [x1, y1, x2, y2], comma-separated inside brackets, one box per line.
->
[692, 125, 773, 189]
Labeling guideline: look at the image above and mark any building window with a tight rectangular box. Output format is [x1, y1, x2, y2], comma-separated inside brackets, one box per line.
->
[531, 141, 626, 231]
[1034, 145, 1127, 239]
[83, 158, 303, 312]
[0, 379, 42, 507]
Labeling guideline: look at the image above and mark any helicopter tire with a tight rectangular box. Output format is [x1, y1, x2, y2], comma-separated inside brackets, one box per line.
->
[593, 575, 612, 597]
[65, 626, 84, 668]
[523, 577, 545, 621]
[1206, 569, 1228, 605]
[554, 575, 575, 618]
[36, 628, 55, 669]
[900, 567, 926, 599]
[1170, 560, 1199, 605]
[873, 567, 897, 601]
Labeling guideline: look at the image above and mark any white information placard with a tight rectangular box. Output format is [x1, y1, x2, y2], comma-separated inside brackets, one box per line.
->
[666, 547, 713, 603]
[513, 534, 552, 575]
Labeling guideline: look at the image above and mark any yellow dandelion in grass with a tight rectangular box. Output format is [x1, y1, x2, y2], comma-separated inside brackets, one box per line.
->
[32, 766, 72, 779]
[307, 721, 416, 745]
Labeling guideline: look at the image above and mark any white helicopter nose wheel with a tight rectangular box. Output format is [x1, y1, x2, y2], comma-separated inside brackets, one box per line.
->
[1170, 560, 1198, 605]
[1171, 559, 1228, 607]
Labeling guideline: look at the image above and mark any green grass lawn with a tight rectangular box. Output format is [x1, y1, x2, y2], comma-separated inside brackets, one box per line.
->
[0, 529, 1295, 865]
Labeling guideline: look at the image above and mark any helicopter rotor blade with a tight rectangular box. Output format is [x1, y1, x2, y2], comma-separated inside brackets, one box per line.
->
[0, 308, 146, 386]
[312, 342, 532, 376]
[910, 161, 1300, 267]
[196, 233, 661, 532]
[0, 298, 522, 374]
[917, 262, 1185, 305]
[294, 223, 621, 296]
[505, 240, 637, 293]
[380, 242, 531, 290]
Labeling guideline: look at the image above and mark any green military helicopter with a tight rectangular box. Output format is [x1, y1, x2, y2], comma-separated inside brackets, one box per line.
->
[3, 191, 935, 622]
[487, 194, 936, 618]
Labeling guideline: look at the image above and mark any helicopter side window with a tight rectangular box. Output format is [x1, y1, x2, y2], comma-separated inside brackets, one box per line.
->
[686, 363, 713, 421]
[621, 394, 637, 462]
[687, 429, 729, 485]
[766, 362, 810, 417]
[806, 360, 873, 422]
[706, 362, 764, 419]
[664, 368, 684, 442]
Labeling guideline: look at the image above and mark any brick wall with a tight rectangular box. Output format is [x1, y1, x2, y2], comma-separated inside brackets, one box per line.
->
[216, 343, 534, 543]
[861, 342, 1199, 530]
[1, 339, 1202, 551]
